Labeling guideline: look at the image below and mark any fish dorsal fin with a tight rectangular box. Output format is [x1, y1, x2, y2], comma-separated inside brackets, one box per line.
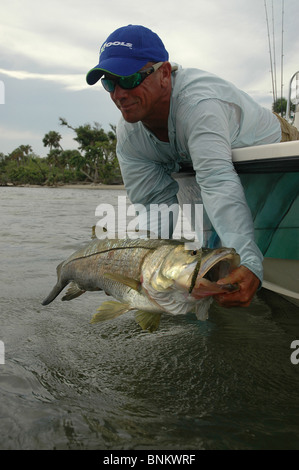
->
[91, 225, 97, 239]
[90, 301, 131, 324]
[61, 282, 86, 301]
[92, 226, 157, 240]
[134, 310, 162, 333]
[103, 273, 141, 292]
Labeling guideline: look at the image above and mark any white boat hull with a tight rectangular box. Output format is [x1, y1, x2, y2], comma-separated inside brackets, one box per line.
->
[172, 141, 299, 303]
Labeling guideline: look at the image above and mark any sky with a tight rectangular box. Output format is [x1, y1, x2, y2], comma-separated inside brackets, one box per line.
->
[1, 0, 298, 157]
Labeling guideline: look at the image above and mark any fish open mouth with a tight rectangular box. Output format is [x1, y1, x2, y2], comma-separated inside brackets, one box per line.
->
[190, 248, 240, 298]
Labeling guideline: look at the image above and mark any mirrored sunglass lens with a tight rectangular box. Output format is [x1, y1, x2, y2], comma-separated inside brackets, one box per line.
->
[119, 73, 142, 89]
[101, 79, 115, 92]
[101, 71, 145, 92]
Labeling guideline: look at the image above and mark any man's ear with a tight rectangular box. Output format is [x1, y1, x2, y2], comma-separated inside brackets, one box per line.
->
[160, 62, 172, 87]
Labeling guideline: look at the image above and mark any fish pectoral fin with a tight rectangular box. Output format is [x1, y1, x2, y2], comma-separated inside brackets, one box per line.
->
[134, 310, 162, 333]
[62, 282, 86, 301]
[90, 301, 131, 324]
[103, 273, 141, 292]
[194, 297, 213, 321]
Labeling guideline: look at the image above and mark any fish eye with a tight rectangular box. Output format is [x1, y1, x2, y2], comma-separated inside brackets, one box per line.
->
[191, 250, 198, 256]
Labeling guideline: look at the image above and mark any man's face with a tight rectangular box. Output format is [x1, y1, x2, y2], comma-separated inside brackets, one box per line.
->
[108, 62, 168, 124]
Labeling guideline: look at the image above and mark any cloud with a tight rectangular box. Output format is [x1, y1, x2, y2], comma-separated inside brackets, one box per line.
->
[0, 68, 89, 91]
[0, 124, 41, 154]
[1, 0, 298, 157]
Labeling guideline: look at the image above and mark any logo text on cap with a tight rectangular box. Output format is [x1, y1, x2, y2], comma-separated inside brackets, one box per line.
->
[100, 41, 133, 55]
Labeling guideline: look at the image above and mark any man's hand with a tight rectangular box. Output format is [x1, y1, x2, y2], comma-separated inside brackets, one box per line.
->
[214, 265, 260, 307]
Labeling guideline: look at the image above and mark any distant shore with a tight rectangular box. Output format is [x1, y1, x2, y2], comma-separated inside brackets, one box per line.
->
[2, 183, 126, 190]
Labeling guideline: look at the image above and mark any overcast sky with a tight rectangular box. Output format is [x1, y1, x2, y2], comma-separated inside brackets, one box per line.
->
[1, 0, 298, 157]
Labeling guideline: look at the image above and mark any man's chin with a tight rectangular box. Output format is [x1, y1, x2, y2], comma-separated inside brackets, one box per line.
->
[121, 113, 140, 124]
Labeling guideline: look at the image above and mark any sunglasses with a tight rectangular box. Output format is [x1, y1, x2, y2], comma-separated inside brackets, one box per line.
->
[101, 62, 164, 93]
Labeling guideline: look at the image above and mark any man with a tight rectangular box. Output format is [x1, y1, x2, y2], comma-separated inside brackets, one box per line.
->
[86, 24, 298, 308]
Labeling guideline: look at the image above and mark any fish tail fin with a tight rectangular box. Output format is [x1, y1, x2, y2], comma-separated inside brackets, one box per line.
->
[90, 301, 131, 324]
[134, 310, 162, 333]
[42, 281, 68, 305]
[42, 262, 68, 306]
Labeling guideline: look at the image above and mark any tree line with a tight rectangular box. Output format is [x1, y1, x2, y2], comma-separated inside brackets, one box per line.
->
[0, 118, 123, 186]
[0, 99, 292, 187]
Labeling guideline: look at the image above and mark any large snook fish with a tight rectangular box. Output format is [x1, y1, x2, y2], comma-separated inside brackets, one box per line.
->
[42, 238, 240, 332]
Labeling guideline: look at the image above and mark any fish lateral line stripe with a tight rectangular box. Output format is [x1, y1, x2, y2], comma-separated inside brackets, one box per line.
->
[64, 245, 158, 264]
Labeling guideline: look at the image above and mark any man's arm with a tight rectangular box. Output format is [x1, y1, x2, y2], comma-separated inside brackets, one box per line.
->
[184, 99, 263, 306]
[116, 126, 180, 236]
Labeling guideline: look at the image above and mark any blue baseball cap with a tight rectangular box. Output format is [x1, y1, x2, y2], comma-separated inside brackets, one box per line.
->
[86, 25, 169, 85]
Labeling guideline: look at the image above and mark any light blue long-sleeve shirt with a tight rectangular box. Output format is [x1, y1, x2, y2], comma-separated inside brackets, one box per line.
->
[116, 66, 281, 282]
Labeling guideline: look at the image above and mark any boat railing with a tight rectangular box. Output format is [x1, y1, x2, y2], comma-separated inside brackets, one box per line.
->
[286, 71, 299, 129]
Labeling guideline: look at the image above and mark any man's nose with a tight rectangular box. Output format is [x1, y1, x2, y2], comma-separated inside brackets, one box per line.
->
[110, 84, 129, 101]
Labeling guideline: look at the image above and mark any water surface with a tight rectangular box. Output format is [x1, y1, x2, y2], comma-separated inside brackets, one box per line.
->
[1, 187, 299, 450]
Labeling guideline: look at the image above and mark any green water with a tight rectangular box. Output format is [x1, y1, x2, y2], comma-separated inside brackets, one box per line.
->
[1, 187, 299, 450]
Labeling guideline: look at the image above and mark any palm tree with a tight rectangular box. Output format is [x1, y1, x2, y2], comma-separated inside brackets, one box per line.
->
[272, 98, 295, 118]
[19, 144, 32, 156]
[43, 131, 63, 152]
[8, 145, 33, 166]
